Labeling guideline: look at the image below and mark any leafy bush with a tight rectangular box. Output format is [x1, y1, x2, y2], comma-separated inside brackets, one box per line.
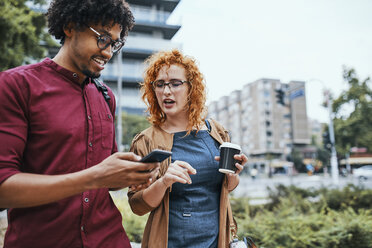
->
[110, 190, 148, 243]
[233, 184, 372, 248]
[318, 184, 372, 211]
[0, 218, 6, 247]
[110, 185, 372, 247]
[238, 207, 372, 248]
[266, 184, 319, 211]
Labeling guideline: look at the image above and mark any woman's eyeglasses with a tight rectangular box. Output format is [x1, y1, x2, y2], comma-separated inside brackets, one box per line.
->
[89, 26, 124, 53]
[151, 79, 189, 92]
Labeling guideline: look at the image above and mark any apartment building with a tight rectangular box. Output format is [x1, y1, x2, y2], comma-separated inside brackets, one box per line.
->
[208, 78, 310, 170]
[288, 81, 310, 145]
[101, 0, 182, 115]
[228, 91, 242, 146]
[308, 119, 324, 146]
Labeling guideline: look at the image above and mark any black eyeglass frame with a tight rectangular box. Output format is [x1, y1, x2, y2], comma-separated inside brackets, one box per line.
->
[151, 79, 189, 91]
[88, 26, 124, 53]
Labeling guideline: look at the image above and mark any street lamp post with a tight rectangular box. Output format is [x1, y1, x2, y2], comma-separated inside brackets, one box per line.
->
[308, 79, 339, 185]
[324, 89, 339, 184]
[116, 51, 123, 151]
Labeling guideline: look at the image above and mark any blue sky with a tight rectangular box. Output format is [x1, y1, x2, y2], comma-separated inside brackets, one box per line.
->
[169, 0, 372, 123]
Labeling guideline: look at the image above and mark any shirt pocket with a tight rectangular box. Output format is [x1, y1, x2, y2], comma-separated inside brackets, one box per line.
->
[99, 112, 114, 150]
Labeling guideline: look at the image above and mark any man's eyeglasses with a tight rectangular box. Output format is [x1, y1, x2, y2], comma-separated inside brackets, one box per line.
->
[89, 26, 124, 53]
[151, 79, 189, 92]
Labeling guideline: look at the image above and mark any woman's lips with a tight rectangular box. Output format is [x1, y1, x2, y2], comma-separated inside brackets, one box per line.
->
[163, 99, 175, 108]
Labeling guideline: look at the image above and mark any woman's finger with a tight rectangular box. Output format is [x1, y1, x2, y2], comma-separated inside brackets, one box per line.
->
[234, 154, 248, 165]
[173, 160, 197, 174]
[167, 166, 192, 184]
[235, 163, 244, 174]
[164, 173, 190, 185]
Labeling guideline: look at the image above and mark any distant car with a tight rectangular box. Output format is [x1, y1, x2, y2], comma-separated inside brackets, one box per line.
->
[353, 165, 372, 180]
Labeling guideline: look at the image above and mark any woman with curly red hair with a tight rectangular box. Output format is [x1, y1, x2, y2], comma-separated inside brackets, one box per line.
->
[128, 49, 247, 248]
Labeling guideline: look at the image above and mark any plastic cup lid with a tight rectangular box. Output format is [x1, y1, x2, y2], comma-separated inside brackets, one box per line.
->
[219, 142, 241, 151]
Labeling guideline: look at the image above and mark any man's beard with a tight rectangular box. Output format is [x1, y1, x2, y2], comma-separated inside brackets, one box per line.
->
[82, 68, 100, 79]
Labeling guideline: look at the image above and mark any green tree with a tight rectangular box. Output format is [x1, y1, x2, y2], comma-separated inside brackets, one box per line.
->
[332, 67, 372, 155]
[121, 112, 150, 151]
[309, 128, 330, 169]
[289, 148, 305, 172]
[0, 0, 56, 71]
[316, 147, 330, 167]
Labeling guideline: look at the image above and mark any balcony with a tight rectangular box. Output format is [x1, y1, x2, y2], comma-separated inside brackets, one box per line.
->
[111, 87, 146, 109]
[124, 36, 181, 55]
[127, 0, 180, 13]
[101, 61, 144, 79]
[132, 21, 181, 40]
[131, 5, 171, 23]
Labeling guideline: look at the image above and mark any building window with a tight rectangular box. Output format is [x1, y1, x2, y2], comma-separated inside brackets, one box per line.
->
[267, 141, 273, 148]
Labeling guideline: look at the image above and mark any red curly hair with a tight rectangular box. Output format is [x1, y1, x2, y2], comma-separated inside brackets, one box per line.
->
[141, 49, 207, 134]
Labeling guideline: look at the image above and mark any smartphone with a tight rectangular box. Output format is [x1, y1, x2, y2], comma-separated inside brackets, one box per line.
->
[140, 149, 172, 163]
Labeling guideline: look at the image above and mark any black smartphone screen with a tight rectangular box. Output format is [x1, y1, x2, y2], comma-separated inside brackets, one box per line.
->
[140, 149, 172, 163]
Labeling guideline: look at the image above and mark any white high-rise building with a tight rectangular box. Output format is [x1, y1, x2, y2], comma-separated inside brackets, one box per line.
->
[229, 90, 242, 146]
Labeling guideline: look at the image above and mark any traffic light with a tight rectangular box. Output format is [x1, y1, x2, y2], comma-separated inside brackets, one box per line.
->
[322, 130, 331, 151]
[275, 89, 285, 106]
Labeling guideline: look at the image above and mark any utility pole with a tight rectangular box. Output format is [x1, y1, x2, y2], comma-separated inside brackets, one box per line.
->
[308, 79, 339, 184]
[116, 52, 123, 151]
[324, 89, 339, 184]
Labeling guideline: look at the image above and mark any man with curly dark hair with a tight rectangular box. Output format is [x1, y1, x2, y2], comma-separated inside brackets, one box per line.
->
[0, 0, 159, 247]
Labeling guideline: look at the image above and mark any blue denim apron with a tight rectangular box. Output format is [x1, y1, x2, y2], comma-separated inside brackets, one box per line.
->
[168, 130, 223, 248]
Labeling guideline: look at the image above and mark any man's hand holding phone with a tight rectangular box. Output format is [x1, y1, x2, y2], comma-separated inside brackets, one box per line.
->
[130, 149, 172, 191]
[94, 152, 161, 191]
[139, 149, 172, 174]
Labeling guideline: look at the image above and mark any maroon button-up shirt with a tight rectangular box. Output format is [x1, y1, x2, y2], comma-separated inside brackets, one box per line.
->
[0, 58, 131, 248]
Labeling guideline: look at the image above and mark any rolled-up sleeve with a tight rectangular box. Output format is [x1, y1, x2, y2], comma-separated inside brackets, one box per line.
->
[127, 190, 156, 216]
[0, 71, 28, 184]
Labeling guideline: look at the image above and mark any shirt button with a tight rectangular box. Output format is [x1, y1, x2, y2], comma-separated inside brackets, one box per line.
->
[73, 73, 77, 77]
[88, 115, 91, 120]
[81, 226, 84, 231]
[89, 142, 92, 147]
[108, 114, 111, 119]
[84, 198, 89, 203]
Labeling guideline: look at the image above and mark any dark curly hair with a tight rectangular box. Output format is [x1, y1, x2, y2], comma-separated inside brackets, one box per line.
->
[47, 0, 134, 44]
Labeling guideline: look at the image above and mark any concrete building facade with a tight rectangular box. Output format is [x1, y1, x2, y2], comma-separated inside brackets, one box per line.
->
[101, 0, 182, 115]
[208, 78, 310, 171]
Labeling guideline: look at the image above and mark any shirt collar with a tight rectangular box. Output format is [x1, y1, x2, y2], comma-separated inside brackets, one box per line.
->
[42, 57, 84, 85]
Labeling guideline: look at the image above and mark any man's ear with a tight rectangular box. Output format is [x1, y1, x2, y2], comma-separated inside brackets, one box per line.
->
[63, 22, 75, 38]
